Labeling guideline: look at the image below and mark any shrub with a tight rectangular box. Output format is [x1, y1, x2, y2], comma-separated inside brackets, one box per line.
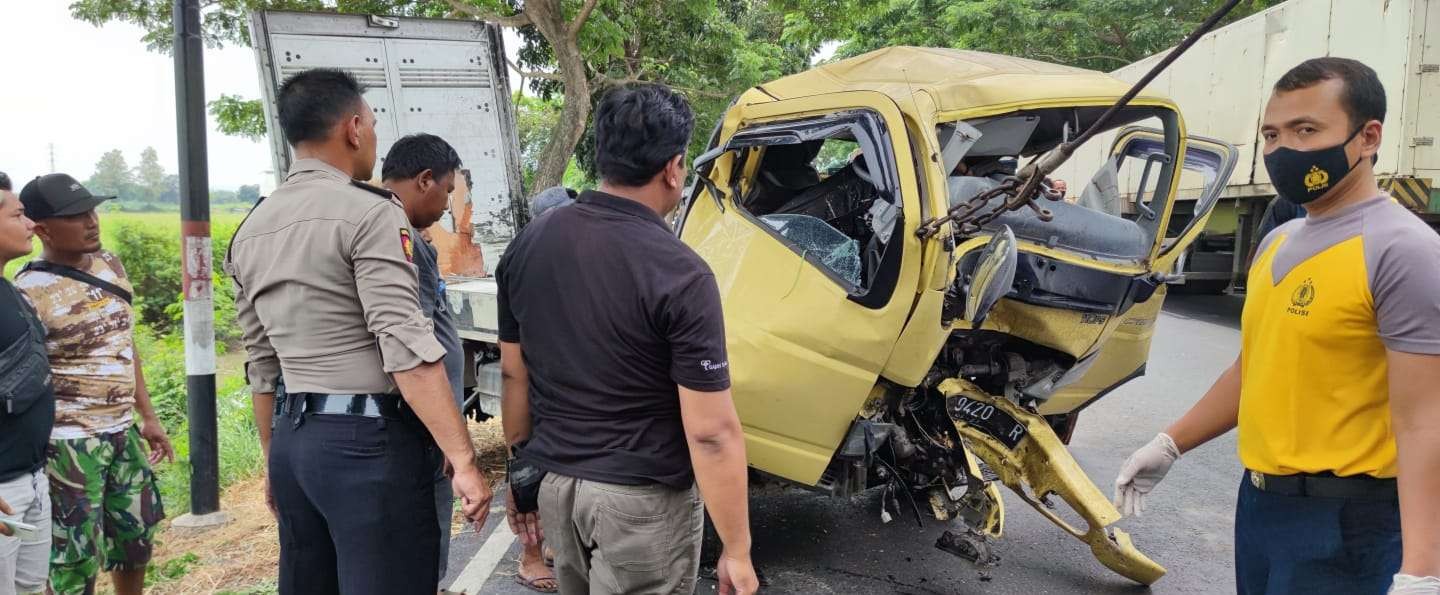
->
[112, 219, 242, 346]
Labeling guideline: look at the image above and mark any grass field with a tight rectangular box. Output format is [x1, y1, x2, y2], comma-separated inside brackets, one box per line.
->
[4, 209, 246, 277]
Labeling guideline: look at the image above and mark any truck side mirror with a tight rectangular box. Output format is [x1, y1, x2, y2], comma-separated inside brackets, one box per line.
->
[965, 225, 1018, 329]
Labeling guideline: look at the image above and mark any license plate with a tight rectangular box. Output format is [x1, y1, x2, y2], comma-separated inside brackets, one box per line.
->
[948, 396, 1029, 449]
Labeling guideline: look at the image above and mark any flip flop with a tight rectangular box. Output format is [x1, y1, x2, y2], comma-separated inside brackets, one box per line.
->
[515, 573, 559, 593]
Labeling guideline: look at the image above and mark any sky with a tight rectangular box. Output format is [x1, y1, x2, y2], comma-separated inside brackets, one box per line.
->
[0, 2, 525, 192]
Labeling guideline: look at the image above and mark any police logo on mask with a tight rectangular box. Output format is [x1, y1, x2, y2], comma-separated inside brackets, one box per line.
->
[1303, 166, 1330, 193]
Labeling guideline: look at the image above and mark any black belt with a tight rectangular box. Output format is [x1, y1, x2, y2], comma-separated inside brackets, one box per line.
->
[291, 393, 404, 419]
[1248, 470, 1397, 501]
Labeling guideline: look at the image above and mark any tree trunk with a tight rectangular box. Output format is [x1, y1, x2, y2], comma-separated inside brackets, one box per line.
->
[527, 0, 592, 193]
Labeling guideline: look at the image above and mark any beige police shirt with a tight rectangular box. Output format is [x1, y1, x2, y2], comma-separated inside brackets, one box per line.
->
[226, 158, 446, 395]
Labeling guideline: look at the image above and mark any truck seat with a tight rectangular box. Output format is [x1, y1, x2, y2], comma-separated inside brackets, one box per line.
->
[981, 196, 1151, 262]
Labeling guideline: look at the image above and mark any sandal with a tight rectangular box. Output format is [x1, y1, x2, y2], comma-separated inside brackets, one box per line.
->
[515, 573, 559, 593]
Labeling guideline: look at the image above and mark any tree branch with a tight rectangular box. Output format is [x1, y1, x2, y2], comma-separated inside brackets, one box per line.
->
[506, 56, 565, 82]
[1032, 52, 1130, 66]
[446, 0, 532, 28]
[596, 75, 727, 99]
[569, 0, 600, 36]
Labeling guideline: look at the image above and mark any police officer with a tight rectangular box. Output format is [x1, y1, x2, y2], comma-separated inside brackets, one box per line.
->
[1114, 58, 1440, 593]
[226, 69, 493, 595]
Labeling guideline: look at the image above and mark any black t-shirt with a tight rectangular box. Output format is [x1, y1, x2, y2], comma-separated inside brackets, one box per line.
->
[0, 279, 55, 482]
[497, 190, 731, 488]
[1258, 197, 1305, 242]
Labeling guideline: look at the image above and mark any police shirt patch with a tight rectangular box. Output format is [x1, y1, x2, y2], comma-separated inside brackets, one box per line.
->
[400, 228, 414, 263]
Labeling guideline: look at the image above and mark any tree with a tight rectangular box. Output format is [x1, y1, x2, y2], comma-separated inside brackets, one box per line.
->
[821, 0, 1280, 71]
[134, 146, 167, 203]
[87, 149, 135, 200]
[158, 174, 181, 204]
[236, 184, 261, 204]
[72, 0, 834, 193]
[515, 93, 563, 190]
[210, 189, 237, 203]
[209, 94, 268, 141]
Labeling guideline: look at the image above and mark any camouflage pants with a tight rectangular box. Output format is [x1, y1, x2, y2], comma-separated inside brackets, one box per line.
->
[47, 426, 165, 595]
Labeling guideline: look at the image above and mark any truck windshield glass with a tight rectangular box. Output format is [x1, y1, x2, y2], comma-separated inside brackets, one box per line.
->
[725, 111, 902, 297]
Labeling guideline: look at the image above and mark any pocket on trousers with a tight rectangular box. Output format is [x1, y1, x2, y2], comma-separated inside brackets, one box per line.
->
[594, 490, 670, 572]
[319, 419, 389, 457]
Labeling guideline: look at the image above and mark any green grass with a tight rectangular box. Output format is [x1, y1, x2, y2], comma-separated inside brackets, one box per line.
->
[4, 209, 245, 277]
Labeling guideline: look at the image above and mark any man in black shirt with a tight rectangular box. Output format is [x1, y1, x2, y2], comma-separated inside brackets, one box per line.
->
[0, 175, 56, 594]
[378, 133, 480, 587]
[496, 84, 758, 595]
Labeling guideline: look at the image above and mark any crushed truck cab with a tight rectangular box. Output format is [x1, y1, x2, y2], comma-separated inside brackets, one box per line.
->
[679, 47, 1238, 584]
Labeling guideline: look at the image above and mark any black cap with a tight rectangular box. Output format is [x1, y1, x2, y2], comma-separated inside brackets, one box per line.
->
[19, 174, 113, 219]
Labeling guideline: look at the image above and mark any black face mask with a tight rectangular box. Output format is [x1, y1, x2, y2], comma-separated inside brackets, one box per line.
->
[1263, 126, 1365, 205]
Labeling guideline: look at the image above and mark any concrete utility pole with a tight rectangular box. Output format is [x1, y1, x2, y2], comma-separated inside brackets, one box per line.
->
[48, 144, 55, 173]
[171, 0, 227, 528]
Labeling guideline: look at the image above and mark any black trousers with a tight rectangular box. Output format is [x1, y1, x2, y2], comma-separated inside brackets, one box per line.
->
[269, 408, 440, 595]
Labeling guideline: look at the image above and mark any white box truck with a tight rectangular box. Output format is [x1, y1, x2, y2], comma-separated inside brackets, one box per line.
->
[1055, 0, 1440, 293]
[248, 10, 522, 416]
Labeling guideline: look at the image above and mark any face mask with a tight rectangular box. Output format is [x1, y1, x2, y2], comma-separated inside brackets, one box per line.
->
[1262, 126, 1364, 205]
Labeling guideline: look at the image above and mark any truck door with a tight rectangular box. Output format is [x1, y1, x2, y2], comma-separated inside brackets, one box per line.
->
[679, 92, 923, 485]
[1042, 128, 1237, 416]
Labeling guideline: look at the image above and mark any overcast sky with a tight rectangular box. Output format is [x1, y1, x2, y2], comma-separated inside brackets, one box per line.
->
[0, 2, 525, 192]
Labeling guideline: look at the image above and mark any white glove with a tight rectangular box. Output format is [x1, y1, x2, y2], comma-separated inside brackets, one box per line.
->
[1391, 574, 1440, 594]
[1113, 433, 1181, 517]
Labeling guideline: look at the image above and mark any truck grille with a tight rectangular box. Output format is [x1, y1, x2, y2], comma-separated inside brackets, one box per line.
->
[279, 65, 388, 88]
[399, 67, 491, 89]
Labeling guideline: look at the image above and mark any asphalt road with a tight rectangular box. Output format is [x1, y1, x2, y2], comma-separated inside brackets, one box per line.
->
[446, 294, 1249, 594]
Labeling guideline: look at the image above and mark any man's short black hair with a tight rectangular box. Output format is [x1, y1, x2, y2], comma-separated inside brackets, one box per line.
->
[277, 68, 367, 146]
[1274, 57, 1386, 130]
[382, 134, 463, 181]
[593, 84, 694, 187]
[0, 171, 10, 191]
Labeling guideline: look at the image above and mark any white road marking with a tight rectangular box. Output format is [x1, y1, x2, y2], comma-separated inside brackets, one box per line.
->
[447, 521, 517, 593]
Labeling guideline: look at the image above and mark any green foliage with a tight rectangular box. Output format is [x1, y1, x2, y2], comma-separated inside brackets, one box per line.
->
[135, 147, 168, 203]
[217, 582, 279, 595]
[151, 374, 266, 516]
[108, 217, 243, 346]
[826, 0, 1281, 71]
[237, 184, 261, 204]
[209, 94, 269, 142]
[87, 149, 135, 199]
[145, 552, 201, 586]
[111, 221, 182, 329]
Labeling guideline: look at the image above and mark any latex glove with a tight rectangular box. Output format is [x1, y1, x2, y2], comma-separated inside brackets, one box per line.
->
[1391, 574, 1440, 594]
[1113, 433, 1181, 517]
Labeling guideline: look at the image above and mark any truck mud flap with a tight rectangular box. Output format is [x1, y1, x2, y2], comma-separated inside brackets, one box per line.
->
[938, 378, 1166, 585]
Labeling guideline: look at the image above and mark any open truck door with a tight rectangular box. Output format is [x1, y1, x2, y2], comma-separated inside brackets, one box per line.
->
[1042, 127, 1238, 417]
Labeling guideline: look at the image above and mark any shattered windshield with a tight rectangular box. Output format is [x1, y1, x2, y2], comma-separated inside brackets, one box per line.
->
[759, 214, 862, 286]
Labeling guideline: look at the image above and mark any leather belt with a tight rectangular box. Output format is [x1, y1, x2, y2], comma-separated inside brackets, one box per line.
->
[1248, 469, 1397, 501]
[292, 393, 404, 419]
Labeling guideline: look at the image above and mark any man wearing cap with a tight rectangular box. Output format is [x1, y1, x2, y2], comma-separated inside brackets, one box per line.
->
[15, 173, 174, 595]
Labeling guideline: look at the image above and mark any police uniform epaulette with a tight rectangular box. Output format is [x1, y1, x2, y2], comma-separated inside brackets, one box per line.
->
[350, 179, 395, 199]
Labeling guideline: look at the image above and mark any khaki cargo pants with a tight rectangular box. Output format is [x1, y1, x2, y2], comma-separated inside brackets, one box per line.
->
[539, 473, 704, 595]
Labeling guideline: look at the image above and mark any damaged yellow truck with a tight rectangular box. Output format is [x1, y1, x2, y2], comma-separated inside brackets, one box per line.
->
[679, 47, 1239, 584]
